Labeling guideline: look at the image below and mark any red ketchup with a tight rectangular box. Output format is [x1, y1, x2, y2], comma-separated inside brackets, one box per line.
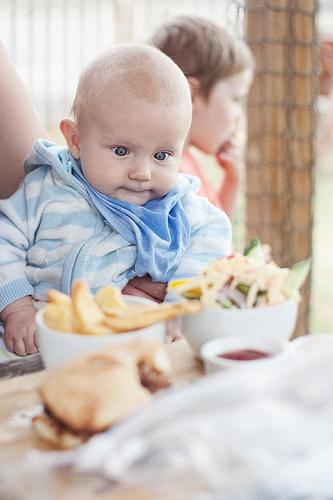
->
[217, 349, 272, 361]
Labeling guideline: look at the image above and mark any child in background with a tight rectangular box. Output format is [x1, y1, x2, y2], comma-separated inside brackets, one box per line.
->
[149, 16, 254, 216]
[0, 44, 231, 356]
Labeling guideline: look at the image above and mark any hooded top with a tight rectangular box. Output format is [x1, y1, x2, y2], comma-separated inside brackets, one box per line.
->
[0, 139, 231, 310]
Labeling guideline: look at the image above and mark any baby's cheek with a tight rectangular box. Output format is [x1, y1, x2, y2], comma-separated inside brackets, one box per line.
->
[163, 171, 178, 192]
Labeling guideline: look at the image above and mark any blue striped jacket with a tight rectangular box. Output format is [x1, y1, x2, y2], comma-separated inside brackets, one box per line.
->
[0, 140, 231, 310]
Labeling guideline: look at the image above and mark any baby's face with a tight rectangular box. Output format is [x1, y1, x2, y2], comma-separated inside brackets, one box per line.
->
[77, 94, 190, 205]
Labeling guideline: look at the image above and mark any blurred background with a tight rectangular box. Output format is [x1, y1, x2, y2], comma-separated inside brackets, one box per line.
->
[0, 0, 332, 334]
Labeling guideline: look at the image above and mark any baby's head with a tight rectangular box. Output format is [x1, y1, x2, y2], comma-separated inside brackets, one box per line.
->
[149, 16, 254, 154]
[61, 44, 192, 204]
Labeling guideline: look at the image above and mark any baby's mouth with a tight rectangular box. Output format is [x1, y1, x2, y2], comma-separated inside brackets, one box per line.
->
[121, 188, 153, 202]
[126, 185, 152, 194]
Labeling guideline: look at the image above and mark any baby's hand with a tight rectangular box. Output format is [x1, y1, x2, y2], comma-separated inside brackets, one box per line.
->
[1, 298, 38, 356]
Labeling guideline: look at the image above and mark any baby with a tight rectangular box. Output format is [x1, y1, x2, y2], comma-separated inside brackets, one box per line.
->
[0, 44, 231, 356]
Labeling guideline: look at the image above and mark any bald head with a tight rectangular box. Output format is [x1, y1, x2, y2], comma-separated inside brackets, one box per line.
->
[72, 44, 192, 126]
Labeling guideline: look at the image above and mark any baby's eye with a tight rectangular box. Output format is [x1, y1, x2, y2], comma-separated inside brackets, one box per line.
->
[111, 146, 129, 156]
[154, 151, 170, 161]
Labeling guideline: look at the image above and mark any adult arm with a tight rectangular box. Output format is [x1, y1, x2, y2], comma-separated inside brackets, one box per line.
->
[0, 41, 47, 198]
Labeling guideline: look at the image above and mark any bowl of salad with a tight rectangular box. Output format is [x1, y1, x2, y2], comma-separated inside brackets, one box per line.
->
[169, 240, 311, 357]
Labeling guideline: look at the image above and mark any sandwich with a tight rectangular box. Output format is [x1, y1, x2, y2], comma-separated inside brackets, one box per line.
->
[32, 339, 171, 449]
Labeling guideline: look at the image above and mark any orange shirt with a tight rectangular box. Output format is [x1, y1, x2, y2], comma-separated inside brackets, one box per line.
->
[179, 150, 223, 210]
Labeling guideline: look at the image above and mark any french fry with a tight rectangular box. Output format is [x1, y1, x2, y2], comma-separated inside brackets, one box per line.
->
[43, 281, 201, 336]
[78, 323, 112, 336]
[71, 281, 105, 334]
[102, 303, 152, 317]
[103, 301, 202, 333]
[95, 286, 126, 310]
[47, 289, 72, 307]
[43, 303, 74, 332]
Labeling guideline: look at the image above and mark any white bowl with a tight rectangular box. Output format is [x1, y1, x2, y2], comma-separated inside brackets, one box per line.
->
[36, 296, 165, 369]
[286, 333, 333, 358]
[181, 299, 298, 357]
[201, 335, 286, 375]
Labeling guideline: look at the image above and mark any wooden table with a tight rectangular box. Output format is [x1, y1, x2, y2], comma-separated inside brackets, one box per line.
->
[0, 352, 44, 379]
[0, 340, 203, 499]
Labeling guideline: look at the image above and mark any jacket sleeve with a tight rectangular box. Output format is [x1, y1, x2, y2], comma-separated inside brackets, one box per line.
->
[165, 193, 232, 302]
[0, 176, 40, 310]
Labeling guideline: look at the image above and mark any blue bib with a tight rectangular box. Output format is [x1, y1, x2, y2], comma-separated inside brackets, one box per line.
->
[69, 154, 199, 282]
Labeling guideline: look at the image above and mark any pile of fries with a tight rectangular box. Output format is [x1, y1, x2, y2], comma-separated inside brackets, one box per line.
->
[43, 281, 201, 335]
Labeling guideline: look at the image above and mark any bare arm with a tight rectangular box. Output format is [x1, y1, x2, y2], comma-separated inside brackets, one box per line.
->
[0, 41, 47, 198]
[122, 276, 167, 303]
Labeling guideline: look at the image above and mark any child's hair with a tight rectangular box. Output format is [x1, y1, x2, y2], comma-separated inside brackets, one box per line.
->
[149, 16, 254, 99]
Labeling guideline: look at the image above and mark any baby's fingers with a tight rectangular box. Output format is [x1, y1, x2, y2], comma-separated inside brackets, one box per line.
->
[13, 337, 28, 357]
[4, 335, 14, 354]
[24, 331, 38, 355]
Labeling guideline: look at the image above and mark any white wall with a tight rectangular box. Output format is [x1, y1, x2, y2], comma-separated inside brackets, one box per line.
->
[0, 0, 235, 129]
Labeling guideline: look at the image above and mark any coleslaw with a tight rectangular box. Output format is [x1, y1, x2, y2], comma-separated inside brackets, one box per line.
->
[169, 240, 311, 309]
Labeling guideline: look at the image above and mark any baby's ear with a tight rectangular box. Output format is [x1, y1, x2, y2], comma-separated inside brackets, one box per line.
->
[60, 119, 80, 159]
[187, 77, 201, 101]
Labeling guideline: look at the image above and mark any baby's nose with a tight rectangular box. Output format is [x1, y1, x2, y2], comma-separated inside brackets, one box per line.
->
[128, 163, 152, 182]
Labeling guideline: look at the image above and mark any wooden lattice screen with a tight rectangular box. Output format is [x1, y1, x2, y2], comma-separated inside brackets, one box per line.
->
[245, 0, 318, 336]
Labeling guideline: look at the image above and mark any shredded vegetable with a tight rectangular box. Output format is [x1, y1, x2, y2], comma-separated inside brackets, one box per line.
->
[169, 249, 311, 309]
